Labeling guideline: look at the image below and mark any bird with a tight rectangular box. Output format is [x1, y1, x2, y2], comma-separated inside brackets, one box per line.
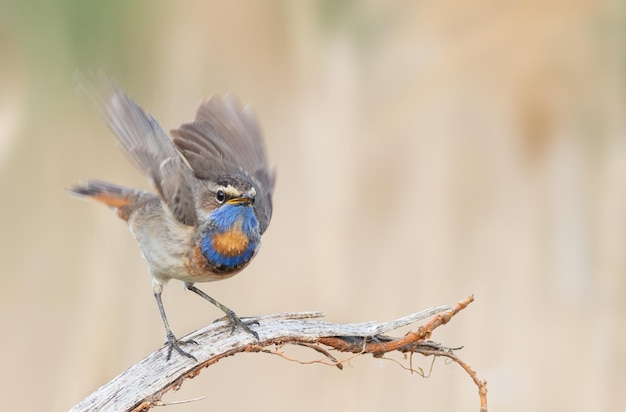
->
[71, 71, 275, 361]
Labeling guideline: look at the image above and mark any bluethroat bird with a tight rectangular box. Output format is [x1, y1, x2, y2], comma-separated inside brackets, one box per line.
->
[72, 72, 275, 361]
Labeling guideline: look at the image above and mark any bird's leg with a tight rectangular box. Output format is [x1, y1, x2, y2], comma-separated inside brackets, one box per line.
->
[153, 290, 197, 361]
[185, 282, 259, 339]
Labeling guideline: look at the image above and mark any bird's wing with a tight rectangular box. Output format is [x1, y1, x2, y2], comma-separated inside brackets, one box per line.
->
[171, 94, 275, 234]
[76, 70, 198, 226]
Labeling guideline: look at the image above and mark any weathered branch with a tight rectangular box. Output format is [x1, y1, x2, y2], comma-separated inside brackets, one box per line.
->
[70, 295, 485, 412]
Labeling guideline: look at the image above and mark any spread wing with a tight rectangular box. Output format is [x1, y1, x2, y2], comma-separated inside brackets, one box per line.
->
[171, 94, 275, 234]
[76, 70, 198, 226]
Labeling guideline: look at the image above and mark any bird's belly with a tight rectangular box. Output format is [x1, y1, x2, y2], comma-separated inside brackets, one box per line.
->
[140, 241, 239, 283]
[129, 209, 203, 282]
[128, 204, 258, 283]
[137, 235, 190, 281]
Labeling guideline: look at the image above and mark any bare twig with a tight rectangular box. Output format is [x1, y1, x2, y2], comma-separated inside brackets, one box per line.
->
[70, 295, 485, 412]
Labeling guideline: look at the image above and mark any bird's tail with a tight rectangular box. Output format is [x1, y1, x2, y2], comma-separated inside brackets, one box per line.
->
[71, 180, 150, 221]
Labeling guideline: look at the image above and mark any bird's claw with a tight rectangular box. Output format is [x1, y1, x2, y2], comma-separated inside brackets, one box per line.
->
[213, 312, 259, 339]
[165, 332, 198, 361]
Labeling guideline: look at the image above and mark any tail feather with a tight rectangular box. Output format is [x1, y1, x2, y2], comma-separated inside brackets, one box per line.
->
[71, 180, 149, 220]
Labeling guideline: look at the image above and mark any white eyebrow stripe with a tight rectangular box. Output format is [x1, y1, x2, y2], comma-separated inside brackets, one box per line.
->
[222, 185, 256, 198]
[223, 185, 240, 197]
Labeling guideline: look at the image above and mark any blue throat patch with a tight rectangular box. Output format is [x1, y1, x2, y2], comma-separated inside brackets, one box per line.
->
[200, 204, 260, 270]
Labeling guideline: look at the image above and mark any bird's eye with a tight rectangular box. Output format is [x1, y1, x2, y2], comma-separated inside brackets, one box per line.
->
[216, 190, 226, 204]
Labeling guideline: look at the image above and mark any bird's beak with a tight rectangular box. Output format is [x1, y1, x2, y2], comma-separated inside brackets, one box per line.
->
[227, 197, 253, 206]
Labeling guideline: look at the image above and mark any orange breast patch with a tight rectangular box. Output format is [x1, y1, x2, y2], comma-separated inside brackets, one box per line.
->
[211, 230, 249, 257]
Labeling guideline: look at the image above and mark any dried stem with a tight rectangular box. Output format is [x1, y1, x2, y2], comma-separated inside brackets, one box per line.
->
[69, 295, 485, 412]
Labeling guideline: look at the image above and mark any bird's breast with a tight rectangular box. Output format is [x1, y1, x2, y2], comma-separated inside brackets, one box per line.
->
[197, 227, 259, 274]
[186, 204, 261, 278]
[211, 229, 249, 257]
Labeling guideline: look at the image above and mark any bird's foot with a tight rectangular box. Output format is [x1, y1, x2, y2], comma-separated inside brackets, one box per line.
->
[164, 331, 198, 361]
[213, 311, 259, 339]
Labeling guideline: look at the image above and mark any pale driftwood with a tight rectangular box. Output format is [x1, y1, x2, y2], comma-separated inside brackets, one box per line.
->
[70, 296, 485, 412]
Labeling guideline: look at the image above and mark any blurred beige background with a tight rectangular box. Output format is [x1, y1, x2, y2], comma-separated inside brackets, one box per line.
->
[1, 1, 624, 411]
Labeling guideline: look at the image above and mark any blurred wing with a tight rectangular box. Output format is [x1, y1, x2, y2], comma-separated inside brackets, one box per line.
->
[171, 94, 275, 233]
[76, 70, 198, 226]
